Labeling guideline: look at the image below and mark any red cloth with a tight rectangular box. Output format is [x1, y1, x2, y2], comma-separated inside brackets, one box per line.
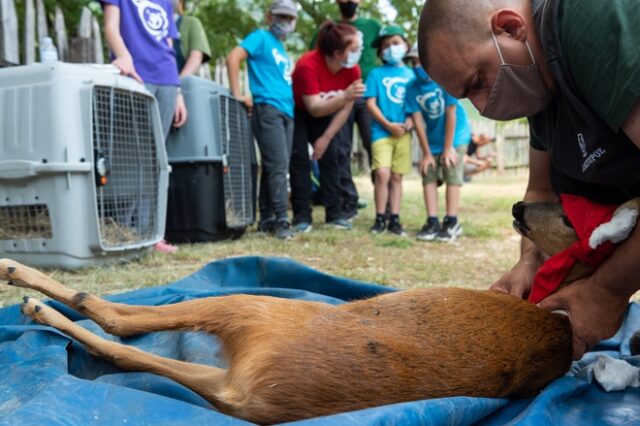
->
[292, 50, 361, 111]
[528, 194, 619, 304]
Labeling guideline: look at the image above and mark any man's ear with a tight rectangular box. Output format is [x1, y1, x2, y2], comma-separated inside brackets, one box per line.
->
[490, 9, 527, 41]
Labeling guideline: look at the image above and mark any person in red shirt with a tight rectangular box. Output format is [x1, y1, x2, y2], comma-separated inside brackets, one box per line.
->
[290, 22, 366, 231]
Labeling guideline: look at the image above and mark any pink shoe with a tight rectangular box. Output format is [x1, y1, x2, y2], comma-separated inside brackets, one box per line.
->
[154, 239, 178, 254]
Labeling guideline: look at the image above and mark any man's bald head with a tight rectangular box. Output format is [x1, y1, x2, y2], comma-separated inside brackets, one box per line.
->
[418, 0, 525, 69]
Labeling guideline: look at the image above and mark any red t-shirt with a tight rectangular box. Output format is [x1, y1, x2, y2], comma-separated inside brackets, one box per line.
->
[292, 50, 362, 111]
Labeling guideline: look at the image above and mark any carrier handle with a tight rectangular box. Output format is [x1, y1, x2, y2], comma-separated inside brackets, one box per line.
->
[0, 160, 92, 180]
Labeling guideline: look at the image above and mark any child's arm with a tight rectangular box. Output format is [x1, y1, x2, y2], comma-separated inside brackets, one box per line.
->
[311, 101, 355, 160]
[441, 104, 458, 167]
[103, 4, 142, 83]
[226, 46, 252, 113]
[366, 97, 406, 138]
[412, 112, 436, 175]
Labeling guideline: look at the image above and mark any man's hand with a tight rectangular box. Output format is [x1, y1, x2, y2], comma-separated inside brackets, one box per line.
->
[112, 55, 142, 84]
[419, 154, 436, 176]
[312, 135, 331, 160]
[343, 79, 366, 101]
[441, 146, 459, 167]
[386, 123, 407, 138]
[490, 259, 539, 299]
[537, 276, 629, 360]
[173, 92, 187, 128]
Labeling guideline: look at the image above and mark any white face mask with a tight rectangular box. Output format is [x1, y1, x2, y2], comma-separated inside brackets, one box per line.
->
[339, 45, 363, 69]
[382, 44, 407, 65]
[270, 17, 296, 39]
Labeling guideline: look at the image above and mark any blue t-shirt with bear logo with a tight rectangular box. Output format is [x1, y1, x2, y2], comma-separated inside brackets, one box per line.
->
[241, 29, 294, 118]
[405, 71, 471, 154]
[364, 64, 414, 143]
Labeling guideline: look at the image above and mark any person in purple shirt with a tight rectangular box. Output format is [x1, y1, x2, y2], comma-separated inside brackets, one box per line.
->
[102, 0, 187, 253]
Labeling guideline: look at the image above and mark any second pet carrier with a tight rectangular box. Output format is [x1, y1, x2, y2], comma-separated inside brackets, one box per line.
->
[166, 76, 256, 243]
[0, 63, 169, 268]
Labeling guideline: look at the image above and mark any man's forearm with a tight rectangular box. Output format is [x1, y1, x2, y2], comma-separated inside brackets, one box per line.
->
[180, 51, 204, 77]
[306, 94, 347, 118]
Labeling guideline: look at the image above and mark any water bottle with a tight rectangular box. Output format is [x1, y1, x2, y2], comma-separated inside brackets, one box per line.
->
[39, 37, 59, 64]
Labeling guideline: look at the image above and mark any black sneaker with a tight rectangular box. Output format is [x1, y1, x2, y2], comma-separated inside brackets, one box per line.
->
[387, 220, 406, 236]
[370, 217, 386, 234]
[416, 221, 440, 241]
[436, 218, 462, 242]
[258, 218, 275, 233]
[273, 220, 294, 240]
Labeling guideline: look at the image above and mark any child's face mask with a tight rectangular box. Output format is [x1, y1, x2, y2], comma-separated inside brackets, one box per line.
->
[382, 44, 407, 65]
[270, 17, 296, 39]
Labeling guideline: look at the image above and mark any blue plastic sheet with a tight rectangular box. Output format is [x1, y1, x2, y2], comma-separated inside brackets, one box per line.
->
[0, 256, 639, 425]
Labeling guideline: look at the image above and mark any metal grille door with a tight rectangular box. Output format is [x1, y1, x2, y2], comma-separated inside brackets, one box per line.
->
[92, 86, 160, 249]
[219, 96, 254, 228]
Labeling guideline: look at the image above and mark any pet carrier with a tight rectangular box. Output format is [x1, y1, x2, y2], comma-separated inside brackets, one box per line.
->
[165, 76, 256, 242]
[0, 63, 169, 268]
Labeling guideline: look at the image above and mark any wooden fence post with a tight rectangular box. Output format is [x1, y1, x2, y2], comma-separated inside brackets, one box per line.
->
[495, 134, 506, 175]
[24, 0, 35, 64]
[36, 0, 47, 41]
[54, 6, 68, 61]
[0, 0, 19, 65]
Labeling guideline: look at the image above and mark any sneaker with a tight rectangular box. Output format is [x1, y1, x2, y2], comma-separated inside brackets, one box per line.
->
[436, 218, 463, 242]
[273, 220, 294, 240]
[370, 217, 386, 234]
[292, 221, 313, 233]
[416, 221, 440, 241]
[154, 239, 178, 254]
[258, 218, 276, 233]
[356, 199, 368, 209]
[328, 218, 352, 230]
[387, 220, 407, 236]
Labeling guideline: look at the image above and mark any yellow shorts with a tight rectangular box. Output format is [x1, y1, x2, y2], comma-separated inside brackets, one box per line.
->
[371, 134, 412, 174]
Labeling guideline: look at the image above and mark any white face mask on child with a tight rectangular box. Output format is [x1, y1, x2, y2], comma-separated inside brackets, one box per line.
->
[270, 18, 296, 39]
[382, 44, 407, 65]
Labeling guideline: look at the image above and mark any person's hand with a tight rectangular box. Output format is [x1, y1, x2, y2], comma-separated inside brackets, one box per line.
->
[441, 146, 458, 167]
[403, 117, 414, 132]
[419, 154, 436, 176]
[173, 92, 187, 128]
[111, 55, 142, 84]
[312, 135, 331, 160]
[537, 277, 629, 360]
[490, 259, 539, 299]
[236, 95, 254, 116]
[386, 123, 407, 138]
[344, 79, 366, 101]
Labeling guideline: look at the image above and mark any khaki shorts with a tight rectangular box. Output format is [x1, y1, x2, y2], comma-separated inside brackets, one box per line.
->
[422, 144, 468, 186]
[371, 134, 412, 174]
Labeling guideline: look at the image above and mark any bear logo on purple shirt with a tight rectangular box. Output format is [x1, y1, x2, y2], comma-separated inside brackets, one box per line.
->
[133, 0, 169, 41]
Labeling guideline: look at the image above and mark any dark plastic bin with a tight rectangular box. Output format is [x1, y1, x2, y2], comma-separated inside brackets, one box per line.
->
[166, 162, 245, 243]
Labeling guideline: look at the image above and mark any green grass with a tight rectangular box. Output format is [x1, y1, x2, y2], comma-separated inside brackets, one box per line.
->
[1, 173, 530, 307]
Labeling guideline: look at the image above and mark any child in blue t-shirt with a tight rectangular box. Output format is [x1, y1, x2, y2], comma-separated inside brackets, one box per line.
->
[404, 44, 472, 242]
[226, 0, 297, 240]
[364, 26, 414, 236]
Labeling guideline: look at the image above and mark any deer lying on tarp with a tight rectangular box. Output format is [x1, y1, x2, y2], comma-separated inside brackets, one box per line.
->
[2, 197, 639, 425]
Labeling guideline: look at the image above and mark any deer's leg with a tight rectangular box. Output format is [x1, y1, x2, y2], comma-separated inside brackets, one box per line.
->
[19, 296, 236, 411]
[0, 259, 295, 340]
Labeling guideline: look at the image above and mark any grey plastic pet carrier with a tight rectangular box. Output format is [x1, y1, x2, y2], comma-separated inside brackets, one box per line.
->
[0, 63, 169, 268]
[166, 76, 256, 242]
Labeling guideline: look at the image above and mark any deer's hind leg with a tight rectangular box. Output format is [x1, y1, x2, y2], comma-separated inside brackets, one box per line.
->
[19, 296, 237, 413]
[0, 259, 257, 338]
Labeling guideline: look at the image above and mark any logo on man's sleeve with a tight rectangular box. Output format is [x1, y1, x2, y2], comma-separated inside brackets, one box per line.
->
[133, 0, 169, 41]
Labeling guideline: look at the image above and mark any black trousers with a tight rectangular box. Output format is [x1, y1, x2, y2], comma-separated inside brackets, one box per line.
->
[289, 108, 354, 224]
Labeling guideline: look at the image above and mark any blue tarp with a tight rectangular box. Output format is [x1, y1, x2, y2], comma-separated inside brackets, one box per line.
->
[0, 256, 639, 425]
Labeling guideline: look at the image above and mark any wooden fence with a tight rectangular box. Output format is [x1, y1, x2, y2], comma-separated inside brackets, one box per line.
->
[0, 0, 103, 65]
